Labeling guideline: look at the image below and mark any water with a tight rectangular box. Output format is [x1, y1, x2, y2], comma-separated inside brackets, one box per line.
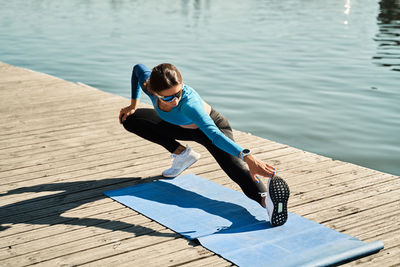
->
[1, 0, 399, 175]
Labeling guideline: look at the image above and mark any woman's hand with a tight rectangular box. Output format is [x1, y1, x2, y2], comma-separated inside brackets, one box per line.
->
[119, 105, 136, 124]
[244, 154, 276, 183]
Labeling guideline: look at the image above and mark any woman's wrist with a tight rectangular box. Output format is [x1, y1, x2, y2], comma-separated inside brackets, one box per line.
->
[239, 148, 251, 161]
[130, 99, 139, 109]
[243, 153, 255, 165]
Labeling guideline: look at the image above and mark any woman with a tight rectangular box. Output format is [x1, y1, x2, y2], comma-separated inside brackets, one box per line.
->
[119, 63, 290, 226]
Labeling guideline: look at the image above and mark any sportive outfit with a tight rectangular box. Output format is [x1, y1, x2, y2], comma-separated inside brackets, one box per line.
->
[122, 64, 290, 226]
[130, 64, 243, 157]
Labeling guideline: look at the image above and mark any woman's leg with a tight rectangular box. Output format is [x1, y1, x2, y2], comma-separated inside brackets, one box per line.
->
[123, 108, 267, 205]
[122, 108, 202, 177]
[192, 109, 267, 205]
[122, 108, 189, 153]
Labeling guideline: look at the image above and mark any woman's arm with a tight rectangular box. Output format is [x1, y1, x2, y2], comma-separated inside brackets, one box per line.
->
[131, 64, 152, 100]
[120, 64, 152, 124]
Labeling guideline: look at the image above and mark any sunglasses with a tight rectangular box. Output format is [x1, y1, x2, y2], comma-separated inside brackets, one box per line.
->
[157, 86, 183, 102]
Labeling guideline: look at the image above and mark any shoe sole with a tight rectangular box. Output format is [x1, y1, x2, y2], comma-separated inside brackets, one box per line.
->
[268, 176, 290, 227]
[162, 154, 200, 178]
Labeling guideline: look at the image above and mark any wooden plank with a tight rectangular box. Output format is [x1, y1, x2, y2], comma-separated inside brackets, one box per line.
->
[0, 205, 130, 249]
[290, 174, 397, 207]
[0, 207, 141, 258]
[347, 215, 400, 245]
[0, 137, 149, 182]
[0, 131, 143, 172]
[0, 108, 118, 147]
[0, 176, 149, 220]
[0, 222, 172, 266]
[179, 255, 233, 267]
[0, 120, 116, 159]
[287, 162, 381, 188]
[0, 197, 116, 238]
[116, 245, 214, 267]
[299, 190, 399, 222]
[327, 201, 400, 232]
[345, 246, 400, 266]
[74, 238, 201, 267]
[0, 149, 169, 193]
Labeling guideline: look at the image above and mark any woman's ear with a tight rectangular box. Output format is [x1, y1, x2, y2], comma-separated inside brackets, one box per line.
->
[143, 79, 154, 94]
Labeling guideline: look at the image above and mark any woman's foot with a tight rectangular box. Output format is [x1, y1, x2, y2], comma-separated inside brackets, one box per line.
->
[261, 176, 290, 227]
[162, 145, 201, 178]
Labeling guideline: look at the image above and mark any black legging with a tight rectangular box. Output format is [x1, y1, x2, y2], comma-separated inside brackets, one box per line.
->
[122, 108, 267, 204]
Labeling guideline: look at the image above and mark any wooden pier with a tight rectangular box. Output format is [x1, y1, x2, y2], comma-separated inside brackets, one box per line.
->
[0, 62, 399, 266]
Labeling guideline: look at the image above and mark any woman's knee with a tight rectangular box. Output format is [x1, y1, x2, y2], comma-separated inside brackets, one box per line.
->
[122, 114, 136, 132]
[122, 108, 162, 134]
[122, 111, 147, 133]
[121, 108, 154, 128]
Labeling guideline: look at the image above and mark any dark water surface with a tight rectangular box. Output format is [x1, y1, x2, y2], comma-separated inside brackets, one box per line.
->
[1, 0, 399, 175]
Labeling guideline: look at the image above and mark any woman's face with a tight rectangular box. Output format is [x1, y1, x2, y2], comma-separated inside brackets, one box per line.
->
[157, 84, 183, 107]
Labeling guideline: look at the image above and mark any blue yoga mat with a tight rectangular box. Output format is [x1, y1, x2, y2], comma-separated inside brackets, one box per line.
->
[104, 174, 383, 266]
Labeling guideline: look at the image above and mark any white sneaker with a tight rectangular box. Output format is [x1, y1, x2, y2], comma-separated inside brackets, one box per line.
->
[261, 176, 290, 227]
[162, 145, 201, 178]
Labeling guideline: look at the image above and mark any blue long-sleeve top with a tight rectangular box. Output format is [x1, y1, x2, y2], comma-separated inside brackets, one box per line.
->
[131, 64, 243, 157]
